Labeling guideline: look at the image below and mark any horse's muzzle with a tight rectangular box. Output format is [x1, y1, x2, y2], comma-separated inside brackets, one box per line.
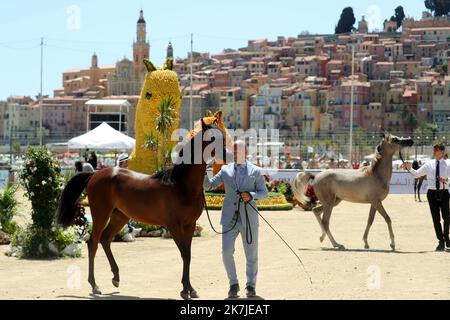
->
[399, 138, 414, 147]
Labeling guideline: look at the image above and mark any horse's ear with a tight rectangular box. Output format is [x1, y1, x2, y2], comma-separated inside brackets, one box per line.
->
[163, 58, 174, 70]
[215, 111, 223, 123]
[143, 59, 157, 73]
[201, 118, 208, 132]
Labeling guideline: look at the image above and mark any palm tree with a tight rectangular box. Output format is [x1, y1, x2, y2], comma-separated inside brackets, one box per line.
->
[156, 96, 177, 169]
[156, 97, 176, 134]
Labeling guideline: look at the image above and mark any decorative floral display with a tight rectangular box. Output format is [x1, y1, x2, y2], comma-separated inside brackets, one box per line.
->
[128, 58, 181, 174]
[204, 192, 293, 211]
[8, 146, 81, 258]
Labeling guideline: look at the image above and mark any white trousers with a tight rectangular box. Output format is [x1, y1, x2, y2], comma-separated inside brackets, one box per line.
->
[222, 215, 259, 288]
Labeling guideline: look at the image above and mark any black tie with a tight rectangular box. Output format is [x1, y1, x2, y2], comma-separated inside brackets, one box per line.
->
[436, 160, 440, 190]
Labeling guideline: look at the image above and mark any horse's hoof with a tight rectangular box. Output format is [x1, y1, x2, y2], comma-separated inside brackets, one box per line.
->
[364, 244, 370, 250]
[190, 290, 200, 299]
[390, 244, 396, 251]
[336, 244, 345, 250]
[92, 286, 102, 295]
[180, 291, 191, 300]
[112, 279, 120, 288]
[319, 235, 325, 243]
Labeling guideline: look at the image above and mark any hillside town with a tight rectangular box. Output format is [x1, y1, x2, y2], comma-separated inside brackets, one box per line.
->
[2, 8, 450, 153]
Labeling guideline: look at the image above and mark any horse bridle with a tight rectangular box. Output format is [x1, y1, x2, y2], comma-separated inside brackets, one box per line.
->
[399, 150, 414, 175]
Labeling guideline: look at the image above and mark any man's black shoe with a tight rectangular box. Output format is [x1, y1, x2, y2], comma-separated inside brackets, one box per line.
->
[445, 238, 450, 248]
[246, 286, 256, 298]
[436, 241, 445, 251]
[228, 284, 240, 299]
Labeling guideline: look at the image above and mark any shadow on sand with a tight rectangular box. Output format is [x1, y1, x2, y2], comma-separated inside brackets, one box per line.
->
[225, 295, 264, 301]
[58, 291, 175, 300]
[297, 247, 430, 254]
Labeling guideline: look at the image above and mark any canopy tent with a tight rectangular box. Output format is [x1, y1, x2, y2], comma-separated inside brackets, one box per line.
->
[68, 122, 135, 150]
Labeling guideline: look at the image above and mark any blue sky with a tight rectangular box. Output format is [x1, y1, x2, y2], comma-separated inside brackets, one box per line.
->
[0, 0, 426, 100]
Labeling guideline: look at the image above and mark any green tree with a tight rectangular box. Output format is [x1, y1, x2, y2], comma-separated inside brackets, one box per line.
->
[425, 0, 450, 16]
[390, 6, 406, 29]
[404, 112, 418, 132]
[0, 183, 19, 235]
[155, 97, 177, 169]
[335, 7, 356, 34]
[414, 122, 438, 140]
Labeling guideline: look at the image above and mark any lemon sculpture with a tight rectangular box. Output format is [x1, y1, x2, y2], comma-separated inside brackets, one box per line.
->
[128, 58, 182, 174]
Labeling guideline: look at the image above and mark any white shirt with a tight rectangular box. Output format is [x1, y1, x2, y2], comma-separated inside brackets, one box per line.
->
[409, 159, 450, 191]
[447, 159, 450, 190]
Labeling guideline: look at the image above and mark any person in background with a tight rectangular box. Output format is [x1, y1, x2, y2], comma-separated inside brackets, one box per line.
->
[84, 148, 90, 162]
[117, 153, 129, 168]
[88, 151, 98, 170]
[412, 159, 425, 202]
[74, 161, 83, 174]
[328, 158, 337, 169]
[116, 152, 134, 233]
[404, 144, 450, 251]
[75, 160, 94, 174]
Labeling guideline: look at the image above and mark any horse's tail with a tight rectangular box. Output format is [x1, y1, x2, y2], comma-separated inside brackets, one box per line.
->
[56, 172, 94, 228]
[291, 172, 315, 205]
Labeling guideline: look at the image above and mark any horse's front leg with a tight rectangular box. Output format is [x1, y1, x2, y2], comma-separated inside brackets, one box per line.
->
[373, 201, 396, 250]
[363, 205, 376, 249]
[171, 223, 198, 300]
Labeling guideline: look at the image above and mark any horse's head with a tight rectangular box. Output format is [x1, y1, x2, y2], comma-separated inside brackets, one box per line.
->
[186, 111, 231, 164]
[378, 132, 414, 155]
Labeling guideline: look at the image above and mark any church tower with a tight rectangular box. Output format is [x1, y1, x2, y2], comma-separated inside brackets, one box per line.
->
[133, 9, 150, 79]
[90, 52, 99, 86]
[91, 52, 98, 68]
[167, 42, 173, 59]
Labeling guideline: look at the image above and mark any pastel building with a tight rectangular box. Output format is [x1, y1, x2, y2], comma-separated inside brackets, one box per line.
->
[433, 77, 450, 131]
[3, 96, 40, 142]
[333, 80, 370, 131]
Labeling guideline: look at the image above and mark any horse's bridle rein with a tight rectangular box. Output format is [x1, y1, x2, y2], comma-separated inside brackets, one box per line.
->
[399, 150, 415, 176]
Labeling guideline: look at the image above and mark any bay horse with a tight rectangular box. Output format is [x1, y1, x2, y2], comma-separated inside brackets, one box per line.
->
[56, 115, 226, 300]
[292, 133, 413, 250]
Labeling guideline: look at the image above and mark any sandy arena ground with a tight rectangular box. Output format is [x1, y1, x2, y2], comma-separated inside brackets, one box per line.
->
[0, 194, 449, 300]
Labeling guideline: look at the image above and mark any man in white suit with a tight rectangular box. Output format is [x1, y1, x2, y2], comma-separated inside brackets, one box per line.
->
[204, 140, 268, 298]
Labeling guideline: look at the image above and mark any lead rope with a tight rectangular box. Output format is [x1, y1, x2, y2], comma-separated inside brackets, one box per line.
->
[203, 191, 313, 285]
[399, 151, 415, 176]
[245, 201, 313, 285]
[203, 192, 239, 235]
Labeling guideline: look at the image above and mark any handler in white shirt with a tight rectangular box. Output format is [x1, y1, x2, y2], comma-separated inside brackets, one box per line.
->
[404, 144, 450, 251]
[446, 154, 450, 192]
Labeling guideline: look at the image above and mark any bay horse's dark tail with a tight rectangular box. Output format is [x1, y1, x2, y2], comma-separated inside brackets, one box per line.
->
[56, 172, 94, 228]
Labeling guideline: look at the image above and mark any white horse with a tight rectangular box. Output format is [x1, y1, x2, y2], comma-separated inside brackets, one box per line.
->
[292, 133, 414, 250]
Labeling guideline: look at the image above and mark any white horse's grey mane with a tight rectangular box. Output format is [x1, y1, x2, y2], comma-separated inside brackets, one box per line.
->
[361, 143, 383, 175]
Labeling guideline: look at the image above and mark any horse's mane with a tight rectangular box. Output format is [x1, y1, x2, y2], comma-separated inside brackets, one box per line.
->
[150, 139, 193, 185]
[151, 114, 229, 185]
[150, 122, 207, 185]
[151, 163, 189, 185]
[361, 144, 382, 176]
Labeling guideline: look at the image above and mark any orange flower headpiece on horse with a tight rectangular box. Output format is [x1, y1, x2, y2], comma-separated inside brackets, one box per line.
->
[187, 111, 232, 191]
[186, 111, 233, 159]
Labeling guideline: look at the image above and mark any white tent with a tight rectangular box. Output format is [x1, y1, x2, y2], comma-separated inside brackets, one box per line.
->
[68, 122, 135, 150]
